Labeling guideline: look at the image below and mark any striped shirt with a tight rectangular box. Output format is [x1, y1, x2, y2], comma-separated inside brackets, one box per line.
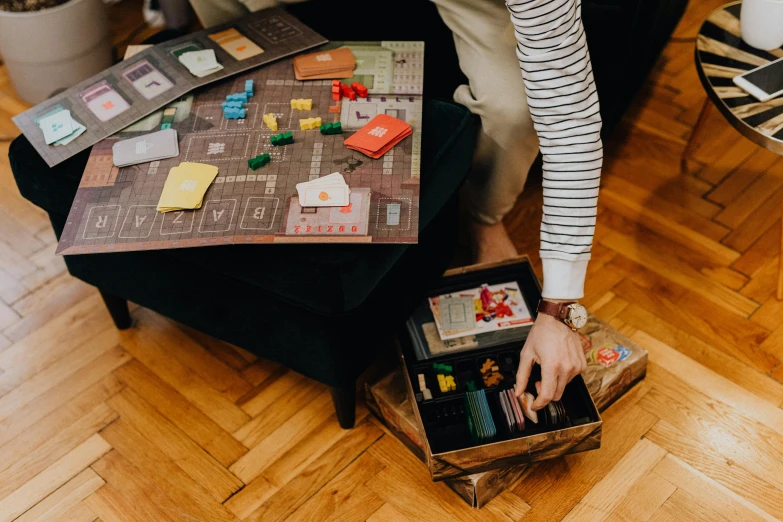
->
[507, 0, 602, 299]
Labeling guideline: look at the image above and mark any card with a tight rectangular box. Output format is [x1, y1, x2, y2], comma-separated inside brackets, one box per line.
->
[429, 281, 532, 341]
[209, 28, 264, 60]
[344, 114, 412, 159]
[112, 128, 179, 167]
[498, 392, 513, 432]
[300, 185, 350, 207]
[439, 296, 475, 332]
[38, 110, 74, 145]
[297, 172, 345, 187]
[79, 80, 131, 122]
[157, 162, 219, 212]
[179, 50, 219, 73]
[122, 59, 174, 100]
[294, 66, 354, 81]
[54, 118, 86, 146]
[293, 48, 355, 76]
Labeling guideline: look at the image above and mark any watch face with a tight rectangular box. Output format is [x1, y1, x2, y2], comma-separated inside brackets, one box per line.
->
[567, 304, 588, 329]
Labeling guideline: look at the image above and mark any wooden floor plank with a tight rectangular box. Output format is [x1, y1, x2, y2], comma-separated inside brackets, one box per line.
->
[106, 388, 243, 503]
[561, 438, 668, 521]
[120, 330, 250, 433]
[99, 418, 240, 522]
[14, 469, 104, 522]
[0, 0, 780, 519]
[113, 359, 248, 468]
[0, 434, 111, 522]
[646, 419, 783, 520]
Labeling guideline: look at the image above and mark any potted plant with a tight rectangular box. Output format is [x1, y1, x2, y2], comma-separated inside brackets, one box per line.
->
[0, 0, 112, 104]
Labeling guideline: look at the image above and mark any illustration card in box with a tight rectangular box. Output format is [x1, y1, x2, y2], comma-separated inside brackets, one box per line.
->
[409, 281, 535, 361]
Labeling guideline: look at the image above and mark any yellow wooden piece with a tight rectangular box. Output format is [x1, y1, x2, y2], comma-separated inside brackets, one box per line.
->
[290, 98, 313, 110]
[262, 113, 278, 132]
[299, 117, 322, 130]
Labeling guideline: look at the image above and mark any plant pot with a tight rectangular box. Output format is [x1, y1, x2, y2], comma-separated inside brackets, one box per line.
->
[0, 0, 112, 105]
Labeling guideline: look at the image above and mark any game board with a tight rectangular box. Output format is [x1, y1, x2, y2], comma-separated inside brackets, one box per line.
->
[13, 8, 327, 167]
[55, 41, 424, 254]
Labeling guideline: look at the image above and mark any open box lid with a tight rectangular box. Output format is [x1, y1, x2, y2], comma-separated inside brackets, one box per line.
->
[397, 256, 603, 481]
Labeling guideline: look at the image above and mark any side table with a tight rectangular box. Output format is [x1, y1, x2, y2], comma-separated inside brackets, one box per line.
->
[684, 1, 783, 299]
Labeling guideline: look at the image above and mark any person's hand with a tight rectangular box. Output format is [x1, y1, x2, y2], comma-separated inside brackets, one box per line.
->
[514, 312, 586, 411]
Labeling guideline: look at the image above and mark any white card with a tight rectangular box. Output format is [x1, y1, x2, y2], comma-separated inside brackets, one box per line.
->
[179, 50, 219, 73]
[39, 110, 74, 145]
[54, 118, 86, 146]
[299, 185, 350, 207]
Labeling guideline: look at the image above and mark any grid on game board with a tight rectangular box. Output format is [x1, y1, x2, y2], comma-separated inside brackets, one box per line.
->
[59, 42, 424, 253]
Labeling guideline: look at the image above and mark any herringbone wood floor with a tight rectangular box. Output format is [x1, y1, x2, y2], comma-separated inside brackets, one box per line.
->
[1, 0, 783, 520]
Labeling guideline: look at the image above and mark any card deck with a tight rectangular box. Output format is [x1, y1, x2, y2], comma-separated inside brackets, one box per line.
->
[179, 50, 223, 77]
[293, 48, 355, 79]
[37, 109, 86, 146]
[295, 172, 351, 207]
[112, 129, 179, 167]
[343, 114, 412, 159]
[157, 162, 219, 213]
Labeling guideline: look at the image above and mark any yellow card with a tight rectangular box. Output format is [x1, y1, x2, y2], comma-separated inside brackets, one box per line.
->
[157, 163, 218, 212]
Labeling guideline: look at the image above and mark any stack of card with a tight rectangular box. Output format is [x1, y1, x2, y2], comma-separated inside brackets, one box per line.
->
[465, 387, 496, 443]
[343, 114, 412, 159]
[295, 172, 350, 207]
[112, 129, 179, 167]
[37, 108, 86, 146]
[178, 49, 223, 77]
[498, 388, 526, 434]
[293, 48, 355, 80]
[157, 162, 219, 213]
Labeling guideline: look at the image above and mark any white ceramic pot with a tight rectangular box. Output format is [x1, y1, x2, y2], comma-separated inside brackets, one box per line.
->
[741, 0, 783, 51]
[0, 0, 112, 104]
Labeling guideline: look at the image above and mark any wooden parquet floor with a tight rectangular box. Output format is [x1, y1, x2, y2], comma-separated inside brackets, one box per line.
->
[1, 0, 783, 520]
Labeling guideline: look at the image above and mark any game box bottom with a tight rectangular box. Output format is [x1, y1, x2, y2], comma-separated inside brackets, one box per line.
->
[397, 256, 603, 481]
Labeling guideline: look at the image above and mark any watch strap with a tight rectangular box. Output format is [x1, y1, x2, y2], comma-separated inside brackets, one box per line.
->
[537, 300, 576, 322]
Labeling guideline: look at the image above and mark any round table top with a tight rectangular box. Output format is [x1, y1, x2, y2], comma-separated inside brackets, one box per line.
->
[696, 1, 783, 155]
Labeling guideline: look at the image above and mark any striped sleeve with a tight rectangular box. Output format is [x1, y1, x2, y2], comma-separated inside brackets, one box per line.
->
[506, 0, 603, 299]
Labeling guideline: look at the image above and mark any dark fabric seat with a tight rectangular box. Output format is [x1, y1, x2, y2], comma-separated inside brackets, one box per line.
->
[8, 0, 687, 428]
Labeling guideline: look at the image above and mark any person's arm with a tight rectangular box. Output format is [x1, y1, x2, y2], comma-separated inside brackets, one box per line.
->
[506, 0, 602, 409]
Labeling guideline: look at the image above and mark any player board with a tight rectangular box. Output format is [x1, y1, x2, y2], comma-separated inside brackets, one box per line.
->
[55, 42, 424, 254]
[13, 8, 326, 167]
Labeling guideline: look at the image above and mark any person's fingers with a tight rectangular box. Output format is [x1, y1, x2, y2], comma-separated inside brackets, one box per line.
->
[515, 351, 534, 397]
[553, 366, 569, 401]
[532, 366, 558, 410]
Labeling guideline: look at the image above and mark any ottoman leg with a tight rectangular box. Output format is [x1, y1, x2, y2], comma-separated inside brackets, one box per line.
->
[99, 289, 133, 330]
[330, 384, 357, 429]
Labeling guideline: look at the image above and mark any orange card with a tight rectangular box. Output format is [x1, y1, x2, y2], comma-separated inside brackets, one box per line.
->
[293, 47, 355, 75]
[294, 65, 354, 81]
[344, 114, 411, 153]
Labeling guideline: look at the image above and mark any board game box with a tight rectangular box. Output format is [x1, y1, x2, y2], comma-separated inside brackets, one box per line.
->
[398, 257, 604, 481]
[13, 8, 327, 167]
[55, 41, 424, 254]
[368, 257, 648, 503]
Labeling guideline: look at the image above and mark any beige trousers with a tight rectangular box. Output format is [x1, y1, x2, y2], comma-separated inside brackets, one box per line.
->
[188, 0, 538, 224]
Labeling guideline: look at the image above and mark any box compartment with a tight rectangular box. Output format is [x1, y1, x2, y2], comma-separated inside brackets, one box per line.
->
[397, 257, 602, 480]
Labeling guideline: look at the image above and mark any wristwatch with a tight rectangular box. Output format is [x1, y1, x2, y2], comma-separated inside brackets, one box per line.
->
[536, 300, 588, 331]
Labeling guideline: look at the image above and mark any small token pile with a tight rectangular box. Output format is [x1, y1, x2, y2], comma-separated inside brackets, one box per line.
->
[222, 81, 254, 120]
[480, 358, 504, 387]
[433, 363, 456, 392]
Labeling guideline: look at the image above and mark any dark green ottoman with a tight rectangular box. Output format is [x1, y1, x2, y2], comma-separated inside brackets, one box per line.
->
[9, 98, 477, 428]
